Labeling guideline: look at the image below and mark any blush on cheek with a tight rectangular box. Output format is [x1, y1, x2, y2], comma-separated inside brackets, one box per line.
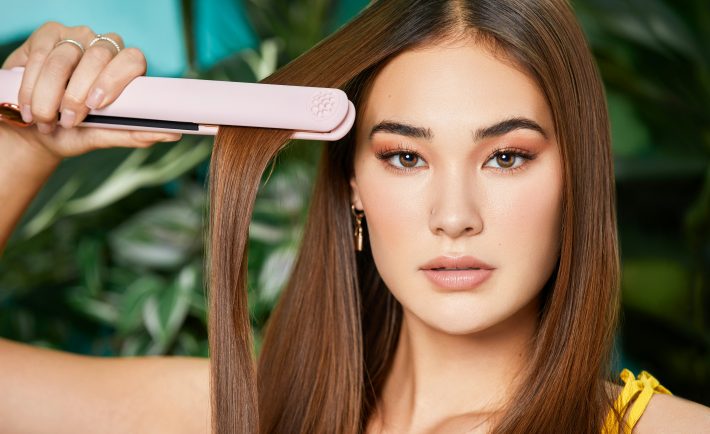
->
[491, 159, 563, 270]
[364, 184, 419, 243]
[511, 179, 558, 227]
[357, 165, 424, 273]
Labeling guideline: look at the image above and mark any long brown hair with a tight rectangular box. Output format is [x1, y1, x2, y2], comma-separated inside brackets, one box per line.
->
[206, 0, 624, 432]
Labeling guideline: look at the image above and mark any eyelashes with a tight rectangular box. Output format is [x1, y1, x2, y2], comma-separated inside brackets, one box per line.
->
[374, 143, 537, 174]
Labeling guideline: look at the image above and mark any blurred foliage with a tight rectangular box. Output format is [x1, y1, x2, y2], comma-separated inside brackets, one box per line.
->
[0, 0, 339, 358]
[0, 0, 707, 405]
[575, 0, 710, 404]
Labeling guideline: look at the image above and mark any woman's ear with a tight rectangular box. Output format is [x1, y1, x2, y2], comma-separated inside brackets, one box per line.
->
[350, 176, 364, 210]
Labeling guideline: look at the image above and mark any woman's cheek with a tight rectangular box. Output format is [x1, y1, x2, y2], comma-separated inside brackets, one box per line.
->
[365, 180, 418, 246]
[486, 160, 562, 271]
[359, 169, 424, 276]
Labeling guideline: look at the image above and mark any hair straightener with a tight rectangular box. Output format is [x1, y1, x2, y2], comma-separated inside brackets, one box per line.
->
[0, 66, 356, 141]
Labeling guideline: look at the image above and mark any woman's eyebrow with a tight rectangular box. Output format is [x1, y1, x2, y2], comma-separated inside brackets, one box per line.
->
[368, 117, 549, 141]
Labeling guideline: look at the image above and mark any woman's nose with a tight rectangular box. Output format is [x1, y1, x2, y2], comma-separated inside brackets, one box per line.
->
[428, 170, 484, 238]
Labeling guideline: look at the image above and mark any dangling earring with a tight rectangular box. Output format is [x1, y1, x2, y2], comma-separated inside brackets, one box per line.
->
[351, 204, 365, 252]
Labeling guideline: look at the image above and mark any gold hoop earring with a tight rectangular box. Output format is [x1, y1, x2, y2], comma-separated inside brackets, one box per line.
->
[351, 204, 365, 252]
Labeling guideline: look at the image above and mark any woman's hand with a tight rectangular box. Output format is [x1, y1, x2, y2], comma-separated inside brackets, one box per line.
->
[0, 21, 182, 163]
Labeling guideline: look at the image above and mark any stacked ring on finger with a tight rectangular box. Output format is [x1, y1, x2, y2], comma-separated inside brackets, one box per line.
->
[54, 38, 85, 54]
[89, 34, 121, 55]
[53, 33, 122, 57]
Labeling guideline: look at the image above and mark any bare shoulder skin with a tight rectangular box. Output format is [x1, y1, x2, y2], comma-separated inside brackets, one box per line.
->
[0, 338, 209, 433]
[365, 381, 709, 433]
[634, 391, 710, 433]
[604, 379, 710, 433]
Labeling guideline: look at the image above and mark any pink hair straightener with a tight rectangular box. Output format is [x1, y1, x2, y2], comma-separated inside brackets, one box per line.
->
[0, 66, 356, 141]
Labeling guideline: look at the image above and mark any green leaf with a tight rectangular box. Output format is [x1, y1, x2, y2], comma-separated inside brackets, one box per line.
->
[142, 264, 197, 354]
[257, 243, 297, 302]
[76, 238, 105, 297]
[22, 139, 212, 238]
[116, 274, 165, 335]
[108, 198, 203, 270]
[66, 287, 119, 326]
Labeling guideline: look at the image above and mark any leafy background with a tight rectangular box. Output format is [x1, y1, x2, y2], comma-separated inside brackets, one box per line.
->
[0, 0, 707, 405]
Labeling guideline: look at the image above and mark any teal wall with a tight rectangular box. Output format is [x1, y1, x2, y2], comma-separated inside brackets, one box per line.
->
[0, 0, 368, 76]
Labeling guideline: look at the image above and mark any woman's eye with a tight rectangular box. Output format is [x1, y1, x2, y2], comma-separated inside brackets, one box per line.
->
[484, 150, 532, 171]
[377, 150, 427, 171]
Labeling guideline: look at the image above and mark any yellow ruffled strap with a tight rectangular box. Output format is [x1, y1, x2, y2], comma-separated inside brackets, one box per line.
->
[601, 368, 673, 434]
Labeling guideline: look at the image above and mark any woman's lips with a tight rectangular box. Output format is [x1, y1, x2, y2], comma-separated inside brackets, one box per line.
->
[422, 268, 493, 290]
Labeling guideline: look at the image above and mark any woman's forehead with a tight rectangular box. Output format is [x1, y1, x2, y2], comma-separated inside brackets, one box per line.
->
[356, 40, 553, 143]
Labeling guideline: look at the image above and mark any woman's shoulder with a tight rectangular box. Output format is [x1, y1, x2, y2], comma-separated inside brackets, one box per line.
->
[633, 391, 710, 433]
[603, 368, 710, 434]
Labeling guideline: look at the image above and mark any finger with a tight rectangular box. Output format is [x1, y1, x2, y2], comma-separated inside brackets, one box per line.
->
[129, 131, 183, 146]
[30, 25, 95, 133]
[85, 32, 125, 65]
[86, 129, 182, 149]
[15, 21, 64, 124]
[85, 45, 146, 111]
[59, 32, 127, 129]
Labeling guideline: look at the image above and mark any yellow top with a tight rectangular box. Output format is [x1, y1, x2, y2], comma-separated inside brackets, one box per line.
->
[601, 368, 673, 434]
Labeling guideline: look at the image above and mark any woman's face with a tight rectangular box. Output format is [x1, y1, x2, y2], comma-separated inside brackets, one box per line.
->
[350, 39, 563, 335]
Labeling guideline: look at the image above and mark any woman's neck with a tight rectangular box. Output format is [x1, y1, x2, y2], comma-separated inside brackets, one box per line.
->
[372, 296, 541, 434]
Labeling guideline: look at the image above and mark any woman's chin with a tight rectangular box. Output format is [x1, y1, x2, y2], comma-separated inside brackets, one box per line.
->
[407, 308, 496, 336]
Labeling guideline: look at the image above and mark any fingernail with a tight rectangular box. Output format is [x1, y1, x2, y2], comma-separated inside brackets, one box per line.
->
[21, 104, 32, 123]
[160, 134, 182, 142]
[60, 109, 76, 128]
[86, 88, 105, 109]
[37, 122, 51, 134]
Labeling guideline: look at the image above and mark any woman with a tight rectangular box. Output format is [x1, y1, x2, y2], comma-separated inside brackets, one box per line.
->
[1, 0, 708, 433]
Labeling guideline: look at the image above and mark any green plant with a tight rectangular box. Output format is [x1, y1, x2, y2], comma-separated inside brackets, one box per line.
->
[0, 0, 351, 358]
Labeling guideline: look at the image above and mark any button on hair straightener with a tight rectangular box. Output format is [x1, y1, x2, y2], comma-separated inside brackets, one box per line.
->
[0, 66, 356, 141]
